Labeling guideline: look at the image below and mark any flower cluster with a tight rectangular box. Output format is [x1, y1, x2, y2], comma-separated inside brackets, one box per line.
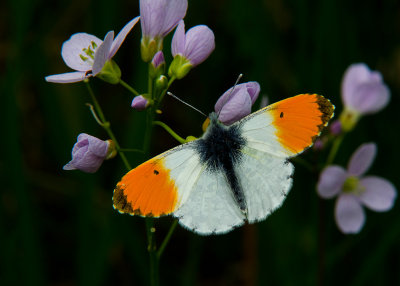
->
[316, 63, 396, 234]
[47, 0, 221, 172]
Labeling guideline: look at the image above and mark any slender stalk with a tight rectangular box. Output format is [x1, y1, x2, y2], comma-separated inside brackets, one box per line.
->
[326, 134, 345, 165]
[153, 121, 186, 144]
[157, 220, 178, 259]
[119, 79, 140, 96]
[85, 82, 132, 170]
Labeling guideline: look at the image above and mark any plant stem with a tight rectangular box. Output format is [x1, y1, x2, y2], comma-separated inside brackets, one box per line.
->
[153, 121, 186, 144]
[157, 220, 178, 259]
[326, 134, 345, 165]
[119, 79, 140, 96]
[85, 82, 132, 170]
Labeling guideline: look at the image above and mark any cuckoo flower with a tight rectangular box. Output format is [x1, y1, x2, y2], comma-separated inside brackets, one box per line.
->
[140, 0, 188, 61]
[45, 17, 139, 84]
[169, 20, 215, 79]
[317, 143, 397, 234]
[214, 82, 260, 125]
[339, 63, 390, 131]
[63, 133, 115, 173]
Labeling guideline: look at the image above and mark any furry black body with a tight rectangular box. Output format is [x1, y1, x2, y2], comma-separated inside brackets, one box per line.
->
[194, 113, 248, 215]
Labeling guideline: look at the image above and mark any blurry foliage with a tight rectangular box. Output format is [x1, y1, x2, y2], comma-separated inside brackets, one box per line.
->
[1, 0, 400, 285]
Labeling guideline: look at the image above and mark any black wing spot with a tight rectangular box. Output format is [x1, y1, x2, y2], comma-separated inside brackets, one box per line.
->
[154, 170, 159, 175]
[280, 112, 284, 118]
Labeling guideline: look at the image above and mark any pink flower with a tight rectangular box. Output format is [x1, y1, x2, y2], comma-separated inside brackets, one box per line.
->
[317, 143, 397, 234]
[63, 133, 113, 173]
[214, 82, 260, 125]
[140, 0, 188, 61]
[45, 17, 139, 83]
[339, 63, 390, 131]
[168, 20, 215, 79]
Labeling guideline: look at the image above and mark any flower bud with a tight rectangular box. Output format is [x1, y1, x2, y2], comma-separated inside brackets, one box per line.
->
[63, 133, 111, 173]
[131, 95, 151, 111]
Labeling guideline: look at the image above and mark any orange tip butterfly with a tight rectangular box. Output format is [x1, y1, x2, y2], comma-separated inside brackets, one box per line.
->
[113, 94, 334, 235]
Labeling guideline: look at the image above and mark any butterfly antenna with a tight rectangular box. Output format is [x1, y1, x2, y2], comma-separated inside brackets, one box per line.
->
[217, 73, 243, 117]
[167, 92, 207, 117]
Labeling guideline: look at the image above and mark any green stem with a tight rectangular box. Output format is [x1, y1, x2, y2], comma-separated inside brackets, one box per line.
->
[85, 82, 132, 170]
[157, 220, 178, 259]
[326, 134, 345, 165]
[153, 121, 186, 144]
[119, 79, 140, 96]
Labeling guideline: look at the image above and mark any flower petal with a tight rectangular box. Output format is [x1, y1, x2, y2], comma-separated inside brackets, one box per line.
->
[347, 143, 376, 176]
[63, 133, 108, 173]
[109, 16, 140, 59]
[348, 82, 390, 114]
[171, 20, 185, 56]
[245, 81, 260, 104]
[45, 71, 88, 83]
[335, 194, 365, 234]
[341, 63, 390, 114]
[86, 135, 109, 157]
[317, 166, 347, 199]
[61, 33, 102, 71]
[184, 25, 215, 66]
[92, 31, 114, 76]
[216, 88, 252, 125]
[140, 0, 187, 38]
[359, 176, 397, 211]
[341, 63, 377, 106]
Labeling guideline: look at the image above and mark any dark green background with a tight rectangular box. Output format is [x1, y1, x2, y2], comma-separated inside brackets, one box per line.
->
[2, 0, 400, 285]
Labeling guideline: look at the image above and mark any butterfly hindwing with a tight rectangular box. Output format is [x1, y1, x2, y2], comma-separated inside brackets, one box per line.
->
[236, 146, 294, 222]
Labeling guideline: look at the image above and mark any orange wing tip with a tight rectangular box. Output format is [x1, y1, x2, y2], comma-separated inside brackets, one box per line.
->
[270, 93, 335, 155]
[314, 94, 335, 128]
[112, 158, 179, 218]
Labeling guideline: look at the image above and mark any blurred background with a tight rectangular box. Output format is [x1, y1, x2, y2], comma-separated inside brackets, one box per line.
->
[1, 0, 400, 285]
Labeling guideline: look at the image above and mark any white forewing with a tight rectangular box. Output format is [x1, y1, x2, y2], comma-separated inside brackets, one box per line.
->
[236, 145, 293, 222]
[160, 144, 204, 209]
[174, 168, 246, 235]
[238, 109, 292, 157]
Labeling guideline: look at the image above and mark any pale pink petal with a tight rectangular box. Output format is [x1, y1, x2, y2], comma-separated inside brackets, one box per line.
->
[61, 33, 102, 71]
[335, 194, 365, 234]
[348, 143, 377, 176]
[359, 176, 397, 212]
[151, 51, 165, 68]
[341, 63, 390, 114]
[317, 166, 347, 199]
[109, 17, 140, 59]
[92, 31, 114, 76]
[171, 20, 185, 56]
[184, 25, 215, 66]
[341, 63, 378, 106]
[159, 0, 188, 37]
[45, 71, 88, 83]
[246, 82, 260, 104]
[217, 89, 252, 125]
[140, 0, 187, 38]
[348, 83, 390, 114]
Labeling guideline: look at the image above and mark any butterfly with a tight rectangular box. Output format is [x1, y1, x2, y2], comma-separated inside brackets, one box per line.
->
[113, 94, 334, 235]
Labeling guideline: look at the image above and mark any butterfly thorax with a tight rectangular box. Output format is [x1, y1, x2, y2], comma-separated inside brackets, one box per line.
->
[194, 112, 248, 215]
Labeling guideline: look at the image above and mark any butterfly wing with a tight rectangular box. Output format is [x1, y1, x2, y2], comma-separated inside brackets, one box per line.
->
[173, 169, 245, 235]
[238, 93, 334, 157]
[113, 143, 203, 217]
[236, 146, 293, 222]
[113, 141, 246, 234]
